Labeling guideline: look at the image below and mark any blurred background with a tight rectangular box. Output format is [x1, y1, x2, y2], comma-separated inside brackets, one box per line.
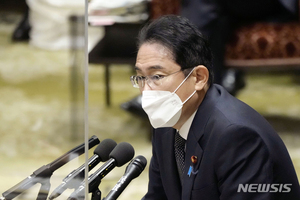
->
[0, 0, 299, 200]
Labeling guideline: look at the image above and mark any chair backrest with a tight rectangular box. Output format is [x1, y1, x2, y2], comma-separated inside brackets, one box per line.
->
[149, 0, 300, 69]
[150, 0, 180, 19]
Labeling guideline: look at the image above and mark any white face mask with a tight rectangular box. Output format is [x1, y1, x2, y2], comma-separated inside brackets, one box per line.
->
[142, 68, 196, 128]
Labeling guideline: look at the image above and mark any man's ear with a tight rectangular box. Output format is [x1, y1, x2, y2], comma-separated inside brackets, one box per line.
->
[193, 65, 209, 91]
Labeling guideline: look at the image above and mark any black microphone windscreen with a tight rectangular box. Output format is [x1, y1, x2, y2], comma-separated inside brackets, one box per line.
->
[109, 142, 135, 167]
[94, 139, 117, 161]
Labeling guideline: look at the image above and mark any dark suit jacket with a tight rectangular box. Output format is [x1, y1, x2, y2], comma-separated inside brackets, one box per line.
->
[143, 84, 300, 200]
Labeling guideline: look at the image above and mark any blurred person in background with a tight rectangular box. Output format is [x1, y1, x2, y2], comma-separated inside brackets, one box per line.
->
[131, 15, 300, 200]
[11, 0, 99, 50]
[181, 0, 298, 95]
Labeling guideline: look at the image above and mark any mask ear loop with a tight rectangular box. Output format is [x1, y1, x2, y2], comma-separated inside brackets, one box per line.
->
[182, 90, 196, 104]
[173, 67, 195, 94]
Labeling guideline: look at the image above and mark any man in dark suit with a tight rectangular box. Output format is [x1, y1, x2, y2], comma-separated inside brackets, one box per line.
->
[181, 0, 299, 95]
[130, 15, 300, 199]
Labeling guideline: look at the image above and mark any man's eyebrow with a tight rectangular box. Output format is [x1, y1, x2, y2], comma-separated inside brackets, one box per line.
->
[134, 65, 164, 71]
[134, 66, 141, 71]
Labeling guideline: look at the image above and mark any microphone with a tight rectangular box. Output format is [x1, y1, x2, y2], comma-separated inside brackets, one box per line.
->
[103, 155, 147, 200]
[49, 139, 117, 200]
[68, 142, 135, 200]
[2, 135, 100, 200]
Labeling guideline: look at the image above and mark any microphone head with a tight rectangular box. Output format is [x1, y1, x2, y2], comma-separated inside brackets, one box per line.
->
[109, 142, 135, 167]
[129, 155, 147, 170]
[125, 155, 147, 178]
[94, 139, 117, 161]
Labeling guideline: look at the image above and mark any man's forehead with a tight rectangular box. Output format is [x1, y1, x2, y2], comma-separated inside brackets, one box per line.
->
[139, 42, 173, 58]
[156, 45, 172, 57]
[135, 43, 175, 71]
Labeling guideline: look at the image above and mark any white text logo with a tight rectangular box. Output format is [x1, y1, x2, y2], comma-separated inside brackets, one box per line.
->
[237, 184, 292, 193]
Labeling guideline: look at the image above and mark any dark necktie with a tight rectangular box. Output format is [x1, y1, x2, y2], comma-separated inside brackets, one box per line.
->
[174, 131, 186, 180]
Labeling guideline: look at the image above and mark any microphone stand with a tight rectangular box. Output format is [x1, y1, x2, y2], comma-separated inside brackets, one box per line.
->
[90, 178, 102, 200]
[2, 135, 100, 200]
[68, 174, 102, 200]
[91, 188, 102, 200]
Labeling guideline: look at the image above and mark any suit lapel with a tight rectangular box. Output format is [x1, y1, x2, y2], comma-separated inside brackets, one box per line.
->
[182, 125, 204, 200]
[181, 85, 221, 200]
[158, 128, 182, 199]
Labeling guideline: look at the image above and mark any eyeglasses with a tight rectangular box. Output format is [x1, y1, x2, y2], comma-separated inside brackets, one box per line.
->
[130, 70, 182, 89]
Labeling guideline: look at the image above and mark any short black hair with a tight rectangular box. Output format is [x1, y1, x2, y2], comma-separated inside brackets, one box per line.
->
[137, 15, 214, 85]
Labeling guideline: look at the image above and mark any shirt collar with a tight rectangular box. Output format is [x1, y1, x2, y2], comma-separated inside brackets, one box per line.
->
[177, 110, 197, 140]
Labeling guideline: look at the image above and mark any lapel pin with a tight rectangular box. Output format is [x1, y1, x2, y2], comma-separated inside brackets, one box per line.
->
[188, 156, 199, 177]
[191, 155, 198, 164]
[187, 165, 199, 177]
